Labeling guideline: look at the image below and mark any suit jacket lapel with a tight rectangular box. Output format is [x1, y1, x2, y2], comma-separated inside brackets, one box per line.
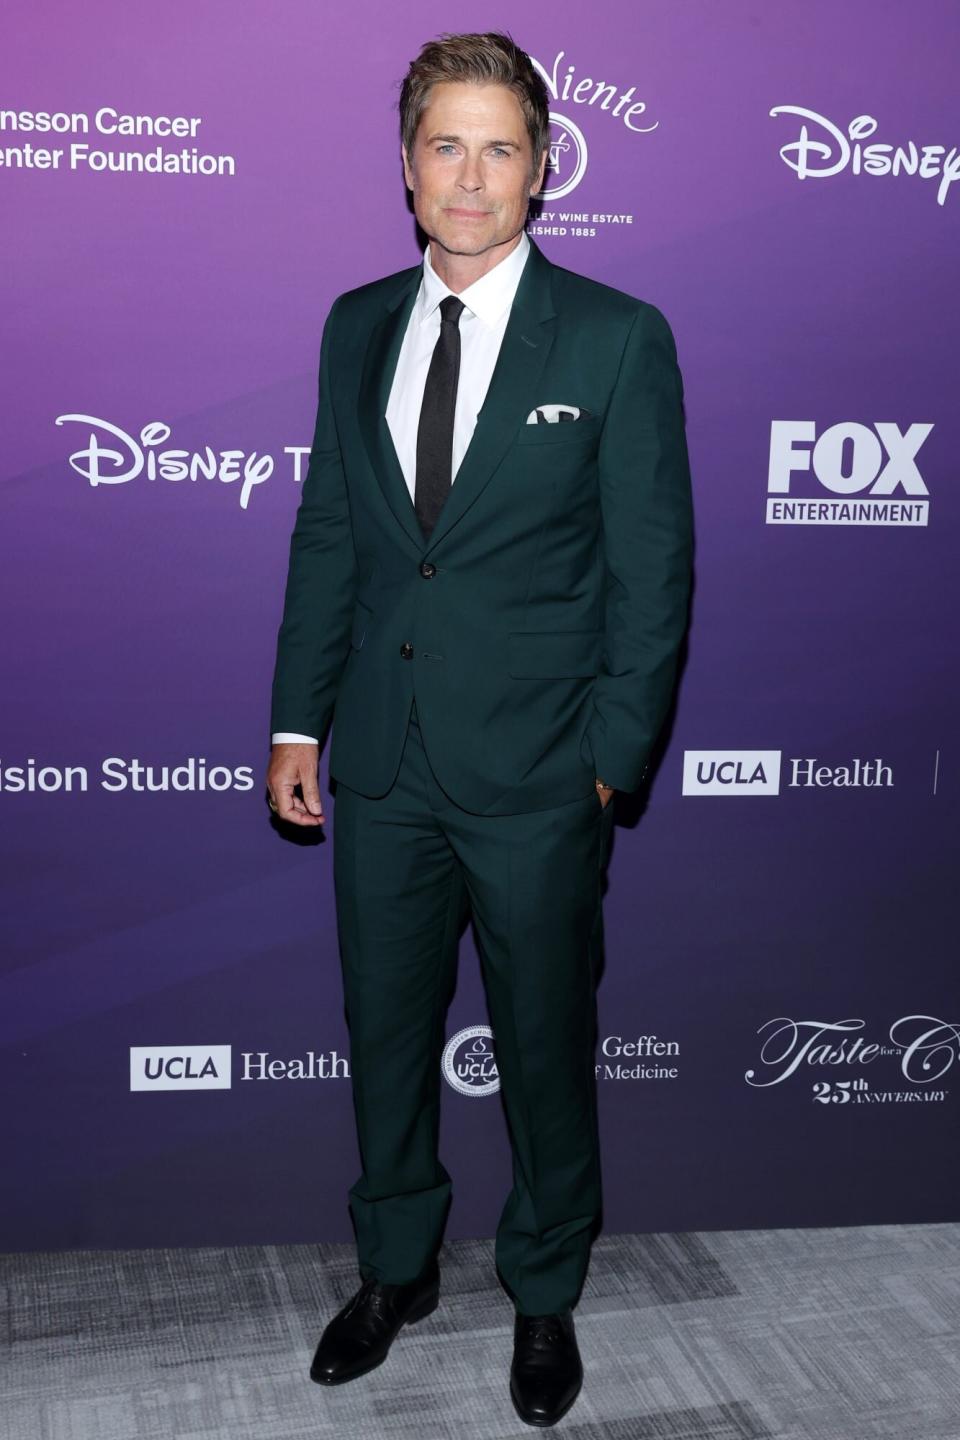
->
[357, 236, 558, 554]
[358, 263, 424, 551]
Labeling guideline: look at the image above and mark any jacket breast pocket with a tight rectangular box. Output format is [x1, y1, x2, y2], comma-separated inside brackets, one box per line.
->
[350, 599, 372, 650]
[513, 415, 602, 447]
[508, 628, 603, 678]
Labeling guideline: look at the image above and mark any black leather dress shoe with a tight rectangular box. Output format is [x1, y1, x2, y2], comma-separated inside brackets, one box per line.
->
[509, 1308, 583, 1427]
[309, 1257, 440, 1385]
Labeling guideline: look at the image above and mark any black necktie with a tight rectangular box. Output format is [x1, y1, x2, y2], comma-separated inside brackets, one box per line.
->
[414, 293, 465, 542]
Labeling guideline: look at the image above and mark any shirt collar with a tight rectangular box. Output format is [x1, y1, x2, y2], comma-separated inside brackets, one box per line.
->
[419, 229, 530, 330]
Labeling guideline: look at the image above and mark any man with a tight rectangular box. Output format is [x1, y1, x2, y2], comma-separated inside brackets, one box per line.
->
[266, 30, 693, 1429]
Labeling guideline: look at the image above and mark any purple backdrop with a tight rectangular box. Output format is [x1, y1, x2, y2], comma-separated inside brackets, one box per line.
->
[2, 0, 957, 1252]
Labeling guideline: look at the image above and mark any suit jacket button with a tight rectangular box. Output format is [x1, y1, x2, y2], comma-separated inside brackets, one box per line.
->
[400, 642, 414, 659]
[419, 560, 437, 578]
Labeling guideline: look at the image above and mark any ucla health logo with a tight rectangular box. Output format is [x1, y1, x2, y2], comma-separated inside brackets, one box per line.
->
[683, 751, 781, 796]
[766, 421, 932, 527]
[442, 1025, 500, 1097]
[130, 1044, 231, 1091]
[683, 751, 894, 796]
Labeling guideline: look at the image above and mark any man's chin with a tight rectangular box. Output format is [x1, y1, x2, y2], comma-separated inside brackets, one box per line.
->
[429, 223, 512, 257]
[434, 231, 492, 256]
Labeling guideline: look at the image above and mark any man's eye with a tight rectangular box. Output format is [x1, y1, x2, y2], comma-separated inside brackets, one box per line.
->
[435, 144, 511, 157]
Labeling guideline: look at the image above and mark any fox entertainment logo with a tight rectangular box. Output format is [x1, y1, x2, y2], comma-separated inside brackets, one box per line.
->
[766, 421, 932, 527]
[130, 1044, 231, 1091]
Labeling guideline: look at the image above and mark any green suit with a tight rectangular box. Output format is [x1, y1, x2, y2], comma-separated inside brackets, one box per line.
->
[270, 236, 693, 811]
[270, 236, 693, 1314]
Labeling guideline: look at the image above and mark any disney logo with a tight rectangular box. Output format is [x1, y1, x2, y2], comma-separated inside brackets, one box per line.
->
[769, 106, 960, 207]
[54, 415, 310, 510]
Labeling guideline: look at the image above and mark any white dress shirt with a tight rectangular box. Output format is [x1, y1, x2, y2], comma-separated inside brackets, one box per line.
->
[273, 230, 531, 746]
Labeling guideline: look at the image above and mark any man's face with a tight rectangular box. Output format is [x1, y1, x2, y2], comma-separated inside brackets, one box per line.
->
[402, 81, 546, 258]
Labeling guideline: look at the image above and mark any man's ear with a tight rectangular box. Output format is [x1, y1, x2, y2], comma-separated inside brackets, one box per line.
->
[401, 144, 414, 191]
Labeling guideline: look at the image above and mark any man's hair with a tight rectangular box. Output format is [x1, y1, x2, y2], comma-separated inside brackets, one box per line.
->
[398, 31, 550, 183]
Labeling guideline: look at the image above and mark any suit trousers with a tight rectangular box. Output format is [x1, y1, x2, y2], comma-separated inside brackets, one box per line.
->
[331, 696, 615, 1315]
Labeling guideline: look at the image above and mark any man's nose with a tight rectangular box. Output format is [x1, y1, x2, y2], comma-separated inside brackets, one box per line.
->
[456, 158, 483, 190]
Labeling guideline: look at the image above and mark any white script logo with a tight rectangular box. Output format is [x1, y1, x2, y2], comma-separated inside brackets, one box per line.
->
[770, 107, 960, 207]
[745, 1016, 959, 1088]
[55, 415, 310, 510]
[530, 49, 657, 201]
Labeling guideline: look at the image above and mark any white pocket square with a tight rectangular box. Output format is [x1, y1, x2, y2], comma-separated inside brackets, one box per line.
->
[525, 403, 594, 424]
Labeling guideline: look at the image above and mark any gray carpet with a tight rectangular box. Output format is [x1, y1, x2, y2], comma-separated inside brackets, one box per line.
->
[2, 1224, 958, 1438]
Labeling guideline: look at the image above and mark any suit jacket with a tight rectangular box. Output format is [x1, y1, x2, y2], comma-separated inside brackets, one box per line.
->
[270, 235, 693, 816]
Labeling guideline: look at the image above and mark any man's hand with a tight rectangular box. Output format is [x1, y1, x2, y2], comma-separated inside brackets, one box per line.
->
[597, 781, 615, 810]
[266, 742, 324, 826]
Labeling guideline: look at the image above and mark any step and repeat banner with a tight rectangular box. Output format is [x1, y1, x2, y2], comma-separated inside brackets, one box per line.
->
[2, 1, 957, 1250]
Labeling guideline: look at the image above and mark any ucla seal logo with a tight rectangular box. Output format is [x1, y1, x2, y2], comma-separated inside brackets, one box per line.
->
[442, 1025, 500, 1097]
